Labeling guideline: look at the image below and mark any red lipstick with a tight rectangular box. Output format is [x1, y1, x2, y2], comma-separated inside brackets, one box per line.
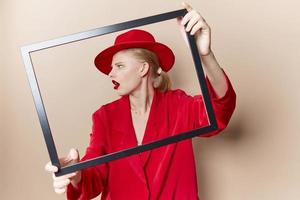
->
[112, 80, 120, 89]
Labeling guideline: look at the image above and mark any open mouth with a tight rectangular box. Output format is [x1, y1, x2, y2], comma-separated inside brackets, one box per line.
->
[112, 80, 120, 90]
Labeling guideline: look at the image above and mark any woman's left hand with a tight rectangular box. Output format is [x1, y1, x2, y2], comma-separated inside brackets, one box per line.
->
[177, 2, 211, 56]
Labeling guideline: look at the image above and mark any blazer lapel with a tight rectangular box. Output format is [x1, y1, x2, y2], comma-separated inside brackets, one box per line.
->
[111, 89, 163, 183]
[140, 89, 161, 166]
[112, 95, 147, 185]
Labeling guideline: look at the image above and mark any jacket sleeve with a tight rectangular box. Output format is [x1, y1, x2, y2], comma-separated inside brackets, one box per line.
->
[174, 69, 236, 137]
[66, 107, 109, 200]
[198, 69, 236, 137]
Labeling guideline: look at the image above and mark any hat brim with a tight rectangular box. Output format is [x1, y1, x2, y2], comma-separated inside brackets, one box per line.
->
[94, 41, 175, 75]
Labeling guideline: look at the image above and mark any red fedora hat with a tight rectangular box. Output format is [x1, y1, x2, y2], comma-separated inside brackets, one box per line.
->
[94, 29, 175, 75]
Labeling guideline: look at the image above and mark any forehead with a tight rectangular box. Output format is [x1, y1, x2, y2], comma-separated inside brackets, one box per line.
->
[112, 49, 136, 64]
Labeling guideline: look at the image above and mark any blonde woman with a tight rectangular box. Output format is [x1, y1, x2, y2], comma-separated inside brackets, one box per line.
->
[45, 2, 236, 200]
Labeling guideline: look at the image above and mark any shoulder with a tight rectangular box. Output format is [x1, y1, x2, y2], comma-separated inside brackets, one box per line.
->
[160, 89, 204, 109]
[163, 88, 194, 101]
[92, 96, 125, 119]
[163, 88, 187, 96]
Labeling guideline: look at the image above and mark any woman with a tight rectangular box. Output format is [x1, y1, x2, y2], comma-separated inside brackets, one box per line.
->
[45, 2, 236, 200]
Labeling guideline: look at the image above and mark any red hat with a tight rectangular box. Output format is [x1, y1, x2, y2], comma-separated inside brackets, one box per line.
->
[94, 29, 175, 75]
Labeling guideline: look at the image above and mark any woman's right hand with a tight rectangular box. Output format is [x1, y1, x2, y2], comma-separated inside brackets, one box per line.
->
[45, 148, 82, 194]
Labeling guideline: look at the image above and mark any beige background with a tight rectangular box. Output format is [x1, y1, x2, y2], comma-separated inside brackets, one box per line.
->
[1, 0, 300, 199]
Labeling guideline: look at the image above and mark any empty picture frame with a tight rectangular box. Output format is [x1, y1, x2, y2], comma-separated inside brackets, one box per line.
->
[21, 9, 218, 176]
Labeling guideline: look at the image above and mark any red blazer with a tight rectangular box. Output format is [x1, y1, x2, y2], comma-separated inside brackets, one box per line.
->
[67, 71, 236, 200]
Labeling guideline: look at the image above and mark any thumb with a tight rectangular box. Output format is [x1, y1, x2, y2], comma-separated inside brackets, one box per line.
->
[182, 2, 193, 12]
[61, 148, 80, 166]
[68, 148, 79, 162]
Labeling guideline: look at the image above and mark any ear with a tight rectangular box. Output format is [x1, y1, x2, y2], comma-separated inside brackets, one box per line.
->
[139, 62, 150, 77]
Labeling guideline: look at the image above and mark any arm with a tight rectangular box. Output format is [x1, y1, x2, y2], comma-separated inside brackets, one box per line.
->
[172, 71, 236, 138]
[178, 2, 236, 136]
[179, 2, 228, 98]
[66, 107, 109, 200]
[198, 70, 236, 137]
[201, 52, 228, 99]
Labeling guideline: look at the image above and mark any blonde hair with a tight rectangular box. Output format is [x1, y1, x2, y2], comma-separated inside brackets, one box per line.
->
[124, 48, 172, 92]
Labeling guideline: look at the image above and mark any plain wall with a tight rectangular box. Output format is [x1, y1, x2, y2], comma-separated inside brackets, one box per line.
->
[1, 0, 300, 199]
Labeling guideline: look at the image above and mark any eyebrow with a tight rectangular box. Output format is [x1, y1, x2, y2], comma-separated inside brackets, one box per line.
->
[112, 62, 125, 66]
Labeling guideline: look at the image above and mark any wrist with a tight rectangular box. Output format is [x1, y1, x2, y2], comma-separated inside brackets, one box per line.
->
[201, 50, 217, 67]
[200, 50, 222, 74]
[200, 48, 212, 57]
[70, 171, 82, 189]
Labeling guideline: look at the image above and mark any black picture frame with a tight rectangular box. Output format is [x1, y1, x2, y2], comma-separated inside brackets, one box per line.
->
[21, 9, 218, 176]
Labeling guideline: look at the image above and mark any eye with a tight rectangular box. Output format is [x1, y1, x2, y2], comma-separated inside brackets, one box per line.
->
[116, 65, 124, 69]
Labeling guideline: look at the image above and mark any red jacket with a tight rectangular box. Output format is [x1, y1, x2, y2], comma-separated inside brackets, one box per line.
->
[67, 71, 236, 200]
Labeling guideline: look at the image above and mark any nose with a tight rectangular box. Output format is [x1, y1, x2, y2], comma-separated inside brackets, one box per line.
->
[108, 67, 115, 78]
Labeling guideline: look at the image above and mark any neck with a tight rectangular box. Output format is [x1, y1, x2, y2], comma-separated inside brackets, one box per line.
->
[129, 77, 155, 115]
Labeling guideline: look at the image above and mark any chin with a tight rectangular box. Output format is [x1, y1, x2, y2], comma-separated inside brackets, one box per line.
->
[115, 89, 130, 96]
